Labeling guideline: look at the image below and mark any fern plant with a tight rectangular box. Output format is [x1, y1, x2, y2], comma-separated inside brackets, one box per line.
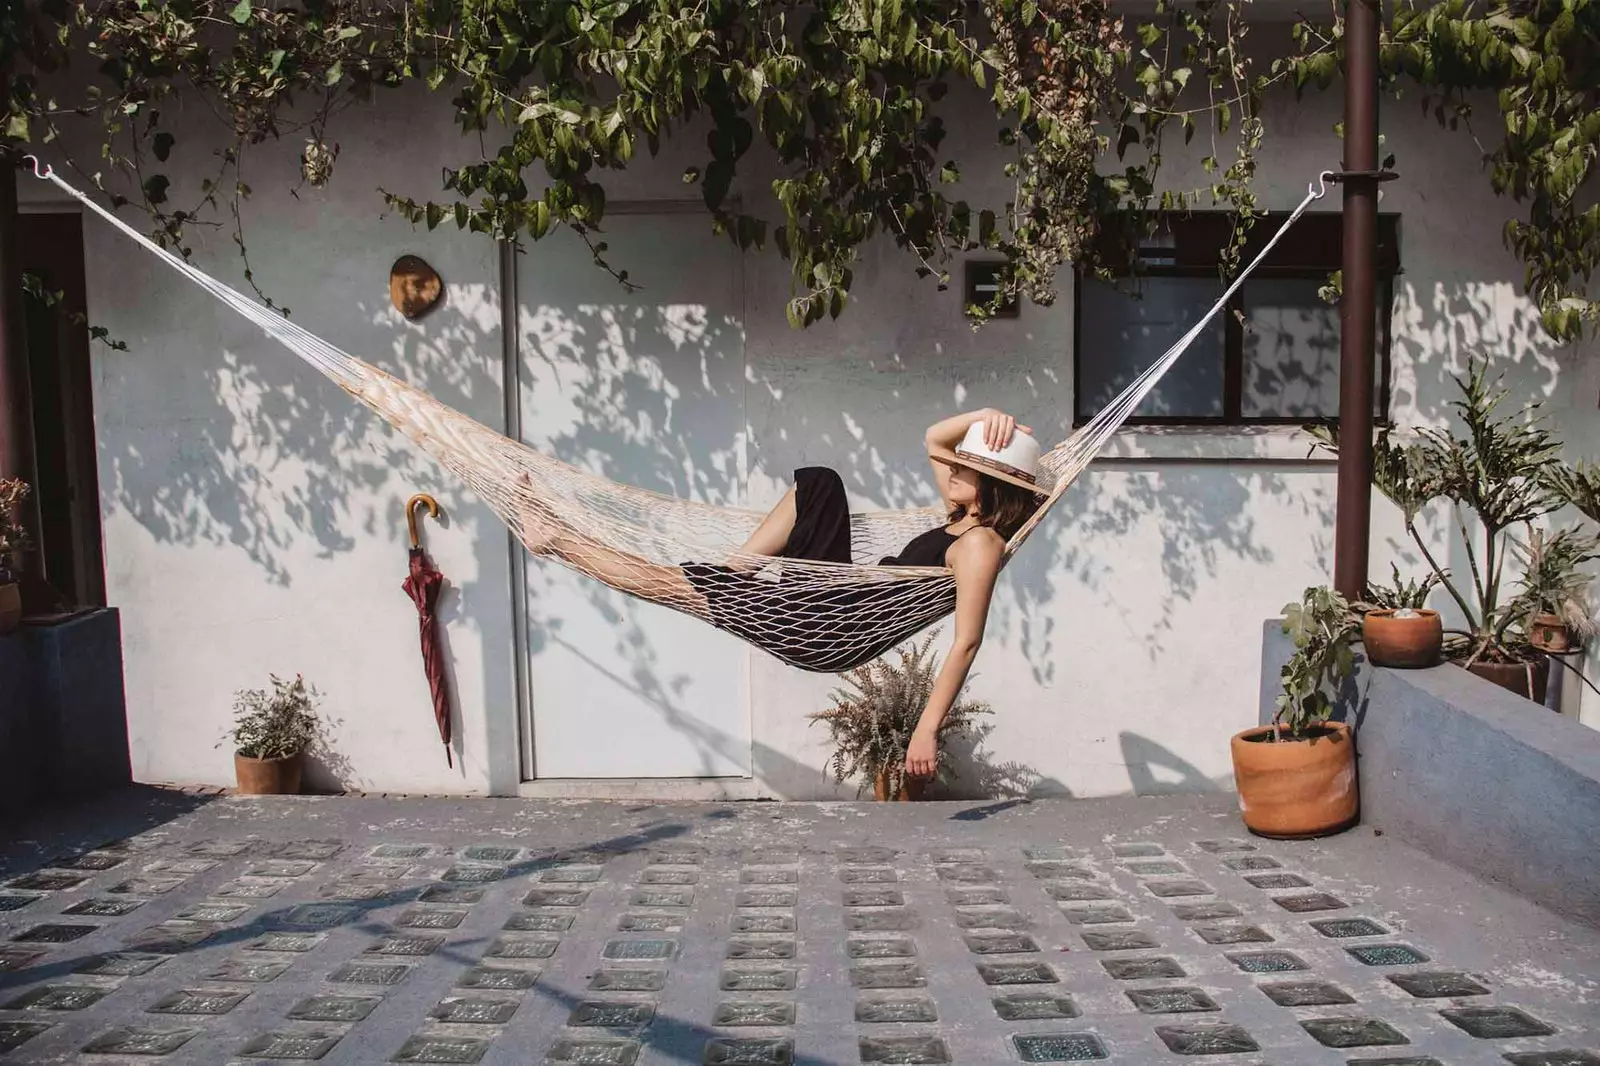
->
[224, 674, 323, 760]
[807, 631, 991, 799]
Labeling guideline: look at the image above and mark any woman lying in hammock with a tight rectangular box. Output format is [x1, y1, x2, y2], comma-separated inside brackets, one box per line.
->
[518, 407, 1044, 778]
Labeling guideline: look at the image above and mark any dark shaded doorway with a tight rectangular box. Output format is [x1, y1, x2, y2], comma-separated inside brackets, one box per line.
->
[20, 210, 104, 608]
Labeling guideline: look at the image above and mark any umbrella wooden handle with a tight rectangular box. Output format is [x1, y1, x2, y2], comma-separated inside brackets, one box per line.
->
[407, 493, 442, 549]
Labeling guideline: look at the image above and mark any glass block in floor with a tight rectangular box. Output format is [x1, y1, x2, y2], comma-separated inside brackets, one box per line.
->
[1013, 1033, 1109, 1062]
[235, 1029, 344, 1059]
[0, 1022, 52, 1055]
[288, 995, 382, 1022]
[1311, 917, 1389, 938]
[390, 1034, 490, 1063]
[1299, 1018, 1409, 1049]
[1102, 957, 1186, 980]
[1346, 944, 1430, 967]
[858, 1036, 950, 1064]
[1080, 930, 1159, 952]
[713, 1001, 797, 1027]
[1258, 981, 1356, 1007]
[855, 997, 938, 1023]
[704, 1038, 793, 1065]
[1385, 971, 1490, 999]
[82, 1027, 200, 1056]
[1227, 950, 1308, 973]
[993, 994, 1079, 1021]
[1273, 893, 1348, 913]
[1126, 987, 1220, 1013]
[1154, 1024, 1259, 1055]
[1439, 1006, 1557, 1039]
[546, 1039, 640, 1065]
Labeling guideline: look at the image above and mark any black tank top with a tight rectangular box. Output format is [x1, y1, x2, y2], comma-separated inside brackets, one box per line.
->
[880, 526, 962, 568]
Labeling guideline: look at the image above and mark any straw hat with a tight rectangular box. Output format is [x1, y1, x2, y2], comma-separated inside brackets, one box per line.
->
[929, 421, 1048, 494]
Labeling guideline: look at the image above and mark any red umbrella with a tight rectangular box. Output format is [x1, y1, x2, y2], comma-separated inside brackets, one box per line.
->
[402, 493, 455, 766]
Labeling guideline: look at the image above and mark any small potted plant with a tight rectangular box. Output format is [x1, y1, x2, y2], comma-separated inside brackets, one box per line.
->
[808, 631, 991, 801]
[1357, 565, 1444, 668]
[0, 478, 30, 636]
[1232, 586, 1359, 838]
[1508, 526, 1597, 654]
[224, 674, 323, 795]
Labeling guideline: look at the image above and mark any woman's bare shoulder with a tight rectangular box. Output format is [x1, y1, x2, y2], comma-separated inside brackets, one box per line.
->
[948, 526, 1005, 567]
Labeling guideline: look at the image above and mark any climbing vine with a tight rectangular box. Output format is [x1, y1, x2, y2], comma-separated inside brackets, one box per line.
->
[1, 0, 1594, 336]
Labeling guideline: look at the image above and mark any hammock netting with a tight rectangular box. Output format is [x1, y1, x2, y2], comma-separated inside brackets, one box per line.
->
[30, 160, 1328, 672]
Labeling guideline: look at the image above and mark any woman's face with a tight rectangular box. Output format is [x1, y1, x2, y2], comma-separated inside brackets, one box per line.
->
[947, 465, 981, 507]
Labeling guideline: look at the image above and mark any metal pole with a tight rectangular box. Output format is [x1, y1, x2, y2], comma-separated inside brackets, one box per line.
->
[1334, 0, 1380, 600]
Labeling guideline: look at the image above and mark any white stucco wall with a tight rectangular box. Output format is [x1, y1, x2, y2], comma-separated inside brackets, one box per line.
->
[21, 62, 1598, 797]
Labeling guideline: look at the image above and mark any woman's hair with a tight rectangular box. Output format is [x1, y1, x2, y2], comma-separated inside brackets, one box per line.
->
[950, 473, 1044, 541]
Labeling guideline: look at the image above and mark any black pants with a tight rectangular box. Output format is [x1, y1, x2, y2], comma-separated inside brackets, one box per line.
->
[681, 468, 955, 673]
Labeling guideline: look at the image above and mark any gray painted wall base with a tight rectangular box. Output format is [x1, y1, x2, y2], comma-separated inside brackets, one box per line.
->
[0, 608, 131, 816]
[1261, 618, 1600, 927]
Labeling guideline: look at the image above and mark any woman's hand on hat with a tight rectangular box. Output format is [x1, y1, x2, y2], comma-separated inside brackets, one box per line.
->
[980, 409, 1031, 451]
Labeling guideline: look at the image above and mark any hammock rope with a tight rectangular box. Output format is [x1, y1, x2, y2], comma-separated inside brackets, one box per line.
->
[26, 157, 1330, 672]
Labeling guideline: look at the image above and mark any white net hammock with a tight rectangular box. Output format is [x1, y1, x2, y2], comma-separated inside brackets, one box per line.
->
[29, 159, 1328, 672]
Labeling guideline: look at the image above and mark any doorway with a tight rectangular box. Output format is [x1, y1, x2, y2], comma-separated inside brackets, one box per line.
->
[514, 208, 751, 779]
[19, 210, 105, 609]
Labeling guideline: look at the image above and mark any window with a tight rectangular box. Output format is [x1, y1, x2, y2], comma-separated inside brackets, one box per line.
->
[1073, 212, 1397, 426]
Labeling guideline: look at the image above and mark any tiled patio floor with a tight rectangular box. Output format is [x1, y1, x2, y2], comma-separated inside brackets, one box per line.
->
[1, 789, 1597, 1064]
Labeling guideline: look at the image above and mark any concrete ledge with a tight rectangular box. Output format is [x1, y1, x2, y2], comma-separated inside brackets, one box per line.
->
[0, 609, 131, 816]
[1261, 619, 1600, 928]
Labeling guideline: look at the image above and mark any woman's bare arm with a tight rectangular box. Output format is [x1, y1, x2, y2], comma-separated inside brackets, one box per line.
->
[903, 528, 1004, 778]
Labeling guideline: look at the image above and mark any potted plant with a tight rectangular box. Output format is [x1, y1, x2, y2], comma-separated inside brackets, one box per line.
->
[1309, 360, 1597, 703]
[807, 631, 991, 801]
[1507, 526, 1597, 654]
[223, 674, 323, 795]
[1356, 565, 1444, 668]
[1232, 586, 1359, 839]
[0, 478, 29, 636]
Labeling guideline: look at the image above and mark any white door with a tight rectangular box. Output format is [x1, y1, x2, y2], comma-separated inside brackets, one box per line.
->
[516, 209, 751, 778]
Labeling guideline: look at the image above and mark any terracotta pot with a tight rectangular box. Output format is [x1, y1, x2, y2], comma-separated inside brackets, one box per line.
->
[1361, 609, 1442, 668]
[1527, 613, 1571, 654]
[1461, 657, 1549, 705]
[1230, 722, 1358, 839]
[234, 752, 303, 795]
[0, 582, 19, 636]
[873, 770, 925, 802]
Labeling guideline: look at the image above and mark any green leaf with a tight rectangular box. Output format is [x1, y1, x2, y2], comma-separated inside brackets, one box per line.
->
[336, 25, 360, 40]
[229, 0, 251, 23]
[425, 202, 445, 230]
[325, 61, 343, 86]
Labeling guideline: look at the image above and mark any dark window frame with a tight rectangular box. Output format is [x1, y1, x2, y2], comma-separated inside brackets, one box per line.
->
[1072, 211, 1399, 428]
